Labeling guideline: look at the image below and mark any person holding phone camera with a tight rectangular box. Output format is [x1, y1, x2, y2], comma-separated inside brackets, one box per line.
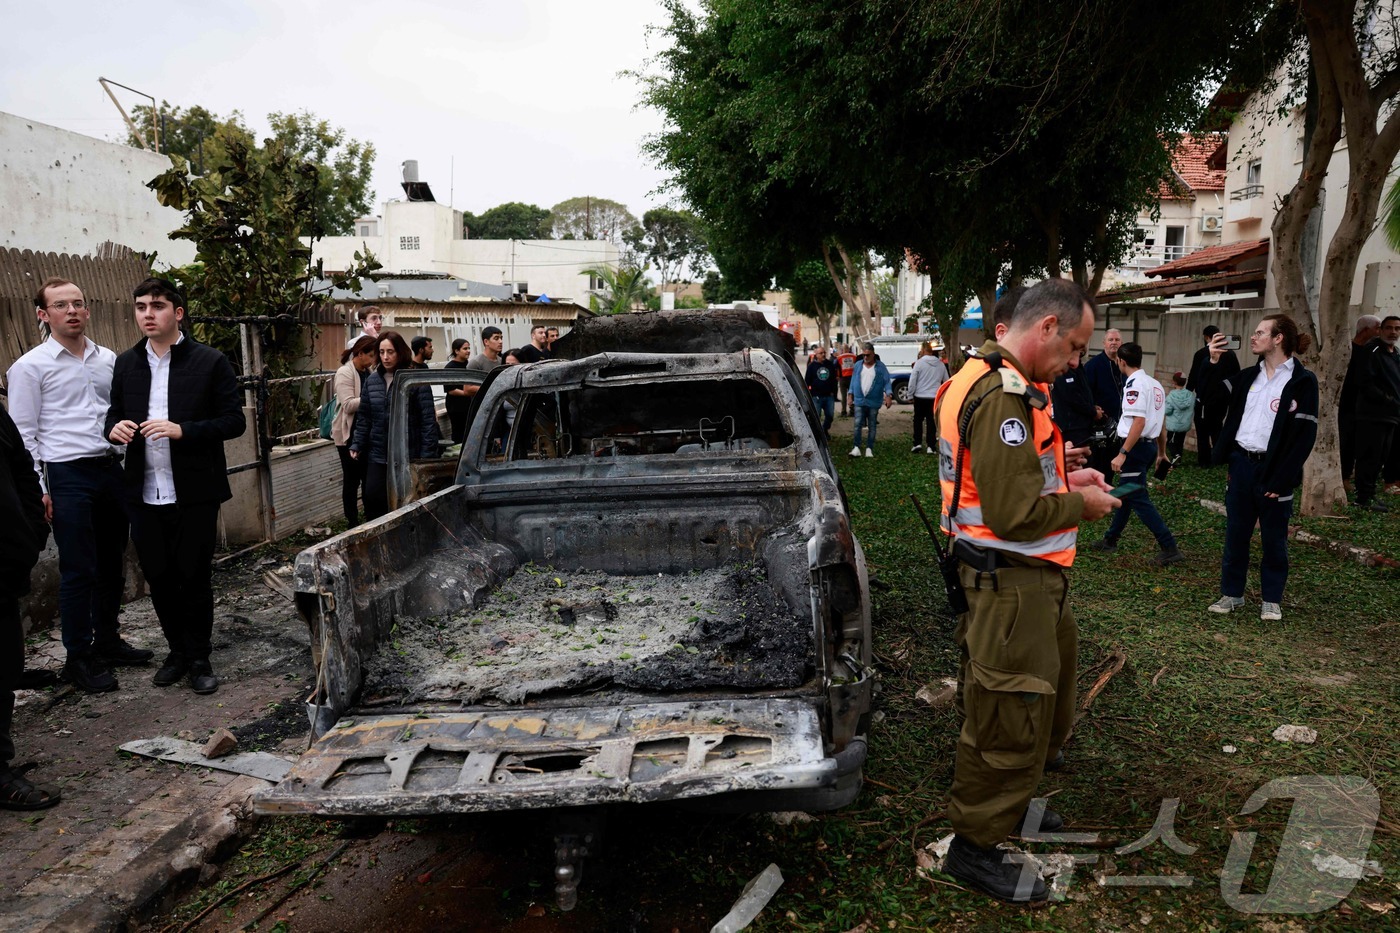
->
[1186, 325, 1240, 467]
[934, 279, 1119, 904]
[1088, 343, 1183, 565]
[1205, 315, 1317, 622]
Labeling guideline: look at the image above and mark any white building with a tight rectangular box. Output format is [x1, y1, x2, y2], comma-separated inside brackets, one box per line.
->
[1222, 77, 1400, 308]
[0, 111, 195, 264]
[313, 189, 620, 305]
[1111, 134, 1227, 286]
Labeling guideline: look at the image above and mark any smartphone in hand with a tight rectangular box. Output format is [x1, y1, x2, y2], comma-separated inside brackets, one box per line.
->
[1110, 483, 1144, 499]
[1222, 335, 1242, 351]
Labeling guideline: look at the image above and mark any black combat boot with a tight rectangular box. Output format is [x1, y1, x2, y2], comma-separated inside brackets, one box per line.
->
[944, 834, 1048, 904]
[1011, 802, 1066, 838]
[62, 652, 118, 693]
[152, 653, 190, 687]
[187, 659, 219, 695]
[94, 637, 155, 666]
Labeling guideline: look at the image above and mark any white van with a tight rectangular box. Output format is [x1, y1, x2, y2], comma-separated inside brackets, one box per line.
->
[868, 335, 943, 403]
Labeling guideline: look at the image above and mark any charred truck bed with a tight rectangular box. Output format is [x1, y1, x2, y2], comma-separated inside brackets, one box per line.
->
[260, 343, 871, 821]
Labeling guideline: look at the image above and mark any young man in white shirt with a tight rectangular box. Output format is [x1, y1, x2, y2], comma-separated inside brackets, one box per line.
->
[7, 278, 152, 693]
[107, 279, 246, 695]
[1204, 315, 1318, 622]
[345, 306, 384, 350]
[1089, 342, 1183, 565]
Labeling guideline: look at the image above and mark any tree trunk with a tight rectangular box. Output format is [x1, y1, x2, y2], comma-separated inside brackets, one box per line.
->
[976, 283, 999, 341]
[1273, 0, 1400, 516]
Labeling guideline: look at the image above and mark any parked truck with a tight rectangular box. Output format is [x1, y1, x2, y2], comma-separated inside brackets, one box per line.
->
[255, 312, 874, 908]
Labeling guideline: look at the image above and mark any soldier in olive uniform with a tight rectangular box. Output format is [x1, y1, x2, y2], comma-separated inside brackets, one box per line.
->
[935, 278, 1119, 903]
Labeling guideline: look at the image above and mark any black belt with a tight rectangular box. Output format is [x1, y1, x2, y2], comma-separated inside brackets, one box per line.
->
[63, 452, 122, 467]
[952, 538, 1013, 571]
[1239, 449, 1267, 462]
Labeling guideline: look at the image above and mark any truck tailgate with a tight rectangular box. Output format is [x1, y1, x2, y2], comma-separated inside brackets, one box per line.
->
[254, 698, 833, 815]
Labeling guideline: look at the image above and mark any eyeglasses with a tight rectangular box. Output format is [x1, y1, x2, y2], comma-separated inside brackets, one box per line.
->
[46, 300, 86, 311]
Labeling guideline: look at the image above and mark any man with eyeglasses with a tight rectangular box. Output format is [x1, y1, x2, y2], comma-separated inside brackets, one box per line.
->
[6, 278, 152, 694]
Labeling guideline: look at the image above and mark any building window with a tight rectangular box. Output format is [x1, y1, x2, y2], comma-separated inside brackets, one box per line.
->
[399, 236, 420, 250]
[1164, 226, 1185, 261]
[1246, 159, 1262, 186]
[359, 225, 371, 237]
[589, 274, 604, 291]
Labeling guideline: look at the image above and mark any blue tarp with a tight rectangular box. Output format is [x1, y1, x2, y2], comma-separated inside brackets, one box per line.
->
[535, 294, 552, 303]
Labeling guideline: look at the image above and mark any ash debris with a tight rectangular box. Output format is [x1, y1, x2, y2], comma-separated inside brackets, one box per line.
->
[361, 562, 812, 705]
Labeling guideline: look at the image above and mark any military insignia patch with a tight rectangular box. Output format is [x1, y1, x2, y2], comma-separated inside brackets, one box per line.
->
[999, 418, 1028, 446]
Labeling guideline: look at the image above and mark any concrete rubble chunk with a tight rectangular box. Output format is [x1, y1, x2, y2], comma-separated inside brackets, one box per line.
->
[202, 727, 239, 759]
[1271, 724, 1318, 744]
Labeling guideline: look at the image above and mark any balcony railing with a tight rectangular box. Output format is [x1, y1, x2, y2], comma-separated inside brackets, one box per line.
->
[1231, 184, 1264, 201]
[1120, 244, 1199, 270]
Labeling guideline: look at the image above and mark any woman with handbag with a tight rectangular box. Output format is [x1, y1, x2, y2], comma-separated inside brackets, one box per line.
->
[333, 336, 377, 526]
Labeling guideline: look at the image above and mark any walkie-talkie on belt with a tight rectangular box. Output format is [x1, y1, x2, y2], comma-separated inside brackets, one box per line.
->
[910, 493, 969, 615]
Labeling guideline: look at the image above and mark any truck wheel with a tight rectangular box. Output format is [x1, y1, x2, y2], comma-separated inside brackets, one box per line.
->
[893, 381, 912, 404]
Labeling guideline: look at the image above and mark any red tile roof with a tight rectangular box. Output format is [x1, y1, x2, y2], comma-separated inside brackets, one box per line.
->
[1145, 237, 1269, 278]
[1158, 133, 1228, 199]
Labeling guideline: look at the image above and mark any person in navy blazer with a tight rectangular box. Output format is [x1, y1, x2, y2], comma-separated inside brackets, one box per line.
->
[106, 278, 245, 695]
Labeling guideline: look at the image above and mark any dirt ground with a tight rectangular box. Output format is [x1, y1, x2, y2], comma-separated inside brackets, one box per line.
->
[1, 546, 317, 909]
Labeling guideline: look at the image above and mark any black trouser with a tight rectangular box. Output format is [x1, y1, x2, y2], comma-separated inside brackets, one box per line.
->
[336, 445, 366, 527]
[1166, 430, 1187, 459]
[912, 397, 935, 448]
[1194, 402, 1227, 466]
[0, 595, 19, 767]
[1354, 422, 1398, 504]
[448, 408, 469, 445]
[131, 503, 219, 663]
[364, 461, 389, 520]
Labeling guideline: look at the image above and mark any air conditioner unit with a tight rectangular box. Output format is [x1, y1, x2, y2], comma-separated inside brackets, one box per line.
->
[1201, 214, 1224, 232]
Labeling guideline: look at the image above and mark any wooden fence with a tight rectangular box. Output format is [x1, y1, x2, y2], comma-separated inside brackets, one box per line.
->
[0, 244, 150, 379]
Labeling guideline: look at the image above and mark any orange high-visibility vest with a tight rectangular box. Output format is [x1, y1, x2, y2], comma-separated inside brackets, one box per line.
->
[935, 356, 1077, 566]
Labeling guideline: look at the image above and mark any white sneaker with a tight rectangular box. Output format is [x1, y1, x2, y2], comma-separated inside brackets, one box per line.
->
[849, 446, 862, 458]
[864, 447, 874, 458]
[1208, 596, 1246, 614]
[927, 447, 936, 455]
[1260, 602, 1282, 621]
[911, 444, 923, 453]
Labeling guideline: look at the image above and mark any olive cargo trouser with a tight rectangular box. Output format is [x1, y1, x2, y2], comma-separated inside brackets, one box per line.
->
[950, 562, 1076, 849]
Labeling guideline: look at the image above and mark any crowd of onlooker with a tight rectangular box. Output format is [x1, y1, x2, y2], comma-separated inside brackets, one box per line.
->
[332, 309, 561, 524]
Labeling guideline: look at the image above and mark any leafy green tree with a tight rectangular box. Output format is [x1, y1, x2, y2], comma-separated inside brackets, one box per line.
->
[631, 208, 710, 289]
[550, 196, 640, 243]
[781, 260, 842, 348]
[463, 202, 553, 239]
[639, 0, 1277, 338]
[580, 263, 652, 314]
[264, 111, 376, 237]
[147, 137, 381, 431]
[129, 103, 375, 237]
[128, 102, 253, 174]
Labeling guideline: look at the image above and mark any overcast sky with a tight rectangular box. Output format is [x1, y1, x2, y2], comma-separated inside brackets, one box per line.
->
[1, 0, 680, 222]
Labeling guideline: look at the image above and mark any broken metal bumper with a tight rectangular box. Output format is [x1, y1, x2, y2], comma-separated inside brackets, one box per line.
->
[254, 698, 836, 816]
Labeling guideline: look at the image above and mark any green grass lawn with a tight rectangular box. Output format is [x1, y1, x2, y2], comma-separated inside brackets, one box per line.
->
[745, 435, 1399, 930]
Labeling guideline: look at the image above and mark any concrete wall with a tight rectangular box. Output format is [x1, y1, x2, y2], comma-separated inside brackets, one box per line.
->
[0, 112, 194, 264]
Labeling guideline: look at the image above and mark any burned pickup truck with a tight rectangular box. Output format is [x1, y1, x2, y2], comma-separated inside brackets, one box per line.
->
[256, 313, 873, 904]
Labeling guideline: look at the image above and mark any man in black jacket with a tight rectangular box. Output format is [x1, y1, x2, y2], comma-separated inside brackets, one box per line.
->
[106, 279, 246, 695]
[1186, 325, 1240, 467]
[1051, 350, 1097, 447]
[0, 407, 61, 810]
[1353, 315, 1400, 511]
[1205, 315, 1317, 623]
[1339, 315, 1381, 481]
